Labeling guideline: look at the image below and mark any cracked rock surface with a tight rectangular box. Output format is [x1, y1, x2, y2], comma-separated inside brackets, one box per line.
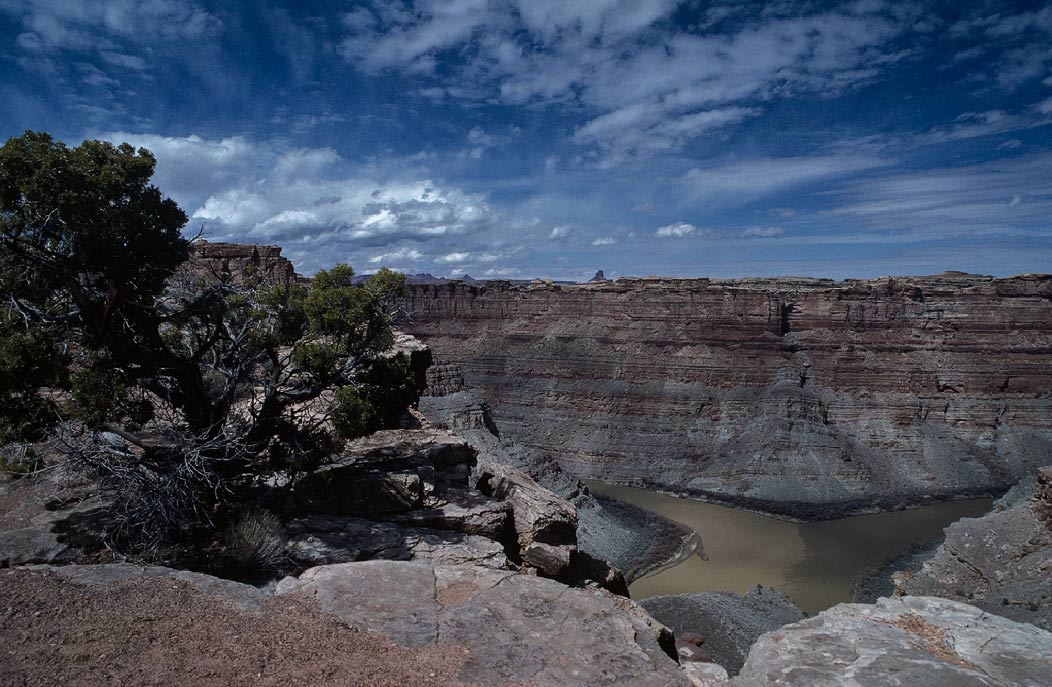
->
[276, 560, 690, 686]
[730, 596, 1052, 687]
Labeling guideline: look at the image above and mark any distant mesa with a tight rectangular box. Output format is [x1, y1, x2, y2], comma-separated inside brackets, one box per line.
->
[589, 270, 610, 283]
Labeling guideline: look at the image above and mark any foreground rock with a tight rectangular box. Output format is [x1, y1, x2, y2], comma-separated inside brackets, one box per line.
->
[0, 465, 109, 568]
[400, 274, 1052, 518]
[895, 466, 1052, 630]
[275, 560, 689, 687]
[641, 587, 805, 675]
[732, 595, 1052, 687]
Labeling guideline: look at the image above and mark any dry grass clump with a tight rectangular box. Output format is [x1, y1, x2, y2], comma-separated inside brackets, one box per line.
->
[224, 507, 287, 576]
[889, 612, 981, 672]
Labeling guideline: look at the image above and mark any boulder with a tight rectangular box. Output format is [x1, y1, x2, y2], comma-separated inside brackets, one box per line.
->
[684, 662, 730, 687]
[294, 429, 476, 516]
[731, 596, 1052, 687]
[276, 560, 690, 687]
[28, 562, 266, 611]
[476, 463, 578, 576]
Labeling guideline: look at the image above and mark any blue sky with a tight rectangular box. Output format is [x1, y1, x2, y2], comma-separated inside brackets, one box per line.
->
[2, 1, 1051, 280]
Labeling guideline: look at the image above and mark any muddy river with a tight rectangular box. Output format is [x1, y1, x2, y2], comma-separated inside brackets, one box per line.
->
[586, 482, 993, 614]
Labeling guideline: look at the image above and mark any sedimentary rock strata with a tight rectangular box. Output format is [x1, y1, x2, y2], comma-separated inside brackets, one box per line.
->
[399, 273, 1052, 517]
[421, 390, 691, 581]
[184, 240, 299, 287]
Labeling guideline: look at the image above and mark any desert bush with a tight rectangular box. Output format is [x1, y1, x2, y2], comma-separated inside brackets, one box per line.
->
[223, 507, 286, 576]
[0, 444, 42, 479]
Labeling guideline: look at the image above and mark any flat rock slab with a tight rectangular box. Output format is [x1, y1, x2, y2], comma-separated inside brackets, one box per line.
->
[30, 562, 267, 611]
[277, 560, 690, 687]
[732, 596, 1052, 687]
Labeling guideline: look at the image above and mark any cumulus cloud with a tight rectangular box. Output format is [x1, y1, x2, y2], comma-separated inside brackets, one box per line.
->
[548, 225, 571, 240]
[591, 237, 618, 246]
[436, 251, 471, 263]
[654, 222, 696, 238]
[102, 133, 496, 273]
[369, 247, 425, 264]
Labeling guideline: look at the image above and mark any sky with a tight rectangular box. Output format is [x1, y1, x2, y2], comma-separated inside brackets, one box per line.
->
[2, 1, 1051, 280]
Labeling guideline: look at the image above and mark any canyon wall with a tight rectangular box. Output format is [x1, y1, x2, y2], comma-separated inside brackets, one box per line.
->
[398, 273, 1052, 518]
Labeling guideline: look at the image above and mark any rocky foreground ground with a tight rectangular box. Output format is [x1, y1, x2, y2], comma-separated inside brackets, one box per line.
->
[2, 421, 1051, 685]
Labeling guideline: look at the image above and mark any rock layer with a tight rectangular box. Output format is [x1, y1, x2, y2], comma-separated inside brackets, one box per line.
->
[399, 274, 1052, 517]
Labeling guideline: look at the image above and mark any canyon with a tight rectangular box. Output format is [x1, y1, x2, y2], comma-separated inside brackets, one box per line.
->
[398, 273, 1052, 518]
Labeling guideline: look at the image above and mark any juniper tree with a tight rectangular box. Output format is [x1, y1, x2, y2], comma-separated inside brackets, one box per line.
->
[0, 131, 417, 551]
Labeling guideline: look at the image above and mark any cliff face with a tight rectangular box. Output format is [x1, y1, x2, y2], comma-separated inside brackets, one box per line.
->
[398, 273, 1052, 517]
[185, 240, 299, 287]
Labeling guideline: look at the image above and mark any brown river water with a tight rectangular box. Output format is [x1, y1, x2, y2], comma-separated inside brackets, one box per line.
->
[586, 481, 993, 615]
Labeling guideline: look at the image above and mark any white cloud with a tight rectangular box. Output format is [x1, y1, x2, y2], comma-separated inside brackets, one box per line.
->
[684, 154, 891, 205]
[655, 222, 696, 238]
[549, 225, 571, 239]
[742, 226, 785, 238]
[102, 133, 496, 273]
[436, 251, 471, 263]
[369, 248, 425, 264]
[827, 153, 1052, 233]
[591, 237, 618, 246]
[3, 0, 221, 51]
[339, 3, 914, 157]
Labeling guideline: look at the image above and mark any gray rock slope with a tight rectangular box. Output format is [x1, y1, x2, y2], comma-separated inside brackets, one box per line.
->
[641, 586, 805, 676]
[895, 465, 1052, 630]
[731, 596, 1052, 687]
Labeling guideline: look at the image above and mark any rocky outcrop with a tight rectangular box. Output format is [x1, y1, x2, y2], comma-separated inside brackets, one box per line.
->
[276, 560, 690, 687]
[731, 596, 1052, 687]
[641, 586, 805, 675]
[894, 466, 1052, 630]
[399, 274, 1052, 518]
[421, 390, 692, 581]
[284, 428, 625, 592]
[184, 240, 299, 287]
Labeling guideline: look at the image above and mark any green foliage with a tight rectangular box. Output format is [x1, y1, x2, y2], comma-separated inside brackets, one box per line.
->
[0, 312, 67, 444]
[0, 131, 189, 305]
[0, 131, 419, 556]
[68, 353, 153, 429]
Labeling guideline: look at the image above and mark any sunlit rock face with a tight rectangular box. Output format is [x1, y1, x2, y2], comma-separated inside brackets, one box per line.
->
[398, 273, 1052, 518]
[184, 240, 299, 287]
